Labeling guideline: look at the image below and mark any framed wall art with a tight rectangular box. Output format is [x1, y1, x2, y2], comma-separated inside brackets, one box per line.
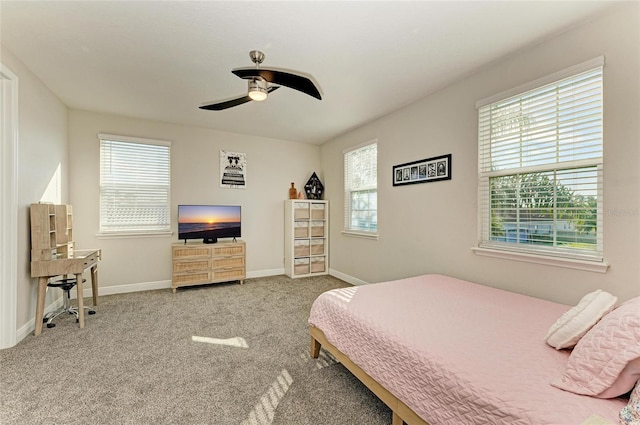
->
[220, 150, 247, 188]
[392, 153, 451, 186]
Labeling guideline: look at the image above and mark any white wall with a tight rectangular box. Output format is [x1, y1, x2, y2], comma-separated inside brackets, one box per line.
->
[69, 110, 321, 292]
[0, 46, 69, 333]
[5, 2, 638, 343]
[321, 3, 640, 305]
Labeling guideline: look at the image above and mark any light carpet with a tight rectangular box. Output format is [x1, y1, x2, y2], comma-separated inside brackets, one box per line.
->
[0, 275, 391, 425]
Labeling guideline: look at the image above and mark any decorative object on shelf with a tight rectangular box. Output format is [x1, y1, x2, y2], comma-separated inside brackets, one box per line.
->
[298, 191, 304, 199]
[304, 172, 324, 199]
[392, 153, 452, 186]
[289, 182, 298, 199]
[220, 150, 247, 189]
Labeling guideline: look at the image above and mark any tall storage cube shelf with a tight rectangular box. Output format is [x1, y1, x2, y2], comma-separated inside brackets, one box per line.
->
[285, 200, 328, 278]
[171, 241, 245, 293]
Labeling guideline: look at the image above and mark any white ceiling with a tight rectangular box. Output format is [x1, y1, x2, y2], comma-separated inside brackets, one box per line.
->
[1, 1, 618, 144]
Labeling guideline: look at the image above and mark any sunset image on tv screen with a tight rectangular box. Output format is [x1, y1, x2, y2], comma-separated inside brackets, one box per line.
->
[178, 205, 241, 241]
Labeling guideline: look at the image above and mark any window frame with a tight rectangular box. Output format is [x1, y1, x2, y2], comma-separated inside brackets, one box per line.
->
[474, 57, 608, 272]
[98, 133, 172, 238]
[343, 140, 378, 239]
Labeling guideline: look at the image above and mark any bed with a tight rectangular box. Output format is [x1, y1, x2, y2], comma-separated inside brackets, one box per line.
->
[308, 274, 636, 425]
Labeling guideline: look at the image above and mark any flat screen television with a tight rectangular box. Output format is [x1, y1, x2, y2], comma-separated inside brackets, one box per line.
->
[178, 205, 241, 244]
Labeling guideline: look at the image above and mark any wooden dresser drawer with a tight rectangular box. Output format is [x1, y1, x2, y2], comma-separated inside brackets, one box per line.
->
[212, 244, 245, 256]
[173, 259, 211, 273]
[172, 245, 211, 260]
[212, 268, 245, 281]
[171, 241, 245, 292]
[212, 256, 245, 269]
[172, 271, 211, 286]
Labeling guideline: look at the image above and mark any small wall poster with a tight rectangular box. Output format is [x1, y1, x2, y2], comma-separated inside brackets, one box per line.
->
[220, 150, 247, 189]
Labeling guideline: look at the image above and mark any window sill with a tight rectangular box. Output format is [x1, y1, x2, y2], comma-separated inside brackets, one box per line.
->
[97, 231, 173, 239]
[471, 247, 609, 273]
[341, 230, 378, 240]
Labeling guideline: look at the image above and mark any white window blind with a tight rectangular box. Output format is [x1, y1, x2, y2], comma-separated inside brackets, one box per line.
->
[99, 134, 171, 234]
[477, 60, 603, 261]
[344, 141, 377, 234]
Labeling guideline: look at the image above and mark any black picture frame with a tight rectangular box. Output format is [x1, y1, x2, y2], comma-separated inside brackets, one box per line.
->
[392, 154, 452, 186]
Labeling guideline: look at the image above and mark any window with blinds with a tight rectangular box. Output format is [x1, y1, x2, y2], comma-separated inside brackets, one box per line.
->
[344, 141, 378, 235]
[99, 134, 171, 235]
[477, 58, 603, 261]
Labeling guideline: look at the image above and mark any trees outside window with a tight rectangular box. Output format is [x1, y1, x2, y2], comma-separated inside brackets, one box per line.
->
[477, 59, 603, 261]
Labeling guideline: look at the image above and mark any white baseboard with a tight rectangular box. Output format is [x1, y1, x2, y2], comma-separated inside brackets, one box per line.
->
[73, 280, 172, 298]
[16, 297, 64, 343]
[15, 268, 348, 345]
[329, 269, 369, 286]
[71, 268, 287, 299]
[247, 268, 284, 279]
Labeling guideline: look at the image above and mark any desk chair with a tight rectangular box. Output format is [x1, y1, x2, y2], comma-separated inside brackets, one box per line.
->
[43, 277, 96, 329]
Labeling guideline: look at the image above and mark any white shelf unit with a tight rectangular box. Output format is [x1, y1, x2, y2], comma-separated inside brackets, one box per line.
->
[284, 200, 329, 278]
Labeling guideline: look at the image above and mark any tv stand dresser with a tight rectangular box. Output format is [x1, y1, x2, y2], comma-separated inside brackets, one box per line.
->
[171, 240, 245, 293]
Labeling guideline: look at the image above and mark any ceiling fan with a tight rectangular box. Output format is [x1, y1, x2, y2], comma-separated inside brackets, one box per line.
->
[199, 50, 322, 111]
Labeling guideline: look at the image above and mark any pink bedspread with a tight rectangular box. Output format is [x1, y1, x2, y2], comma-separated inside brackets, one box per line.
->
[308, 274, 626, 424]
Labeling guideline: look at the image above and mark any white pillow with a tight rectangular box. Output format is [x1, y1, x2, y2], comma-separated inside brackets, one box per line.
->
[544, 289, 617, 350]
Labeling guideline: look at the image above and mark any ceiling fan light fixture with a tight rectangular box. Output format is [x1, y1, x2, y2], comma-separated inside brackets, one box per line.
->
[248, 79, 268, 101]
[199, 50, 321, 110]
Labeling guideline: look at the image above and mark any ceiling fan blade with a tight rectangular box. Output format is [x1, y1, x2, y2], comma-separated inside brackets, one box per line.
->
[199, 95, 251, 111]
[232, 67, 322, 100]
[199, 86, 280, 111]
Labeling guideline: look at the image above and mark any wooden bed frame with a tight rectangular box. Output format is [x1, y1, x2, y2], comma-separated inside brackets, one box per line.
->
[310, 320, 614, 425]
[309, 325, 431, 425]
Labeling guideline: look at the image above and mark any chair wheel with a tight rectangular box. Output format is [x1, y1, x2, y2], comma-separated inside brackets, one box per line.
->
[75, 319, 79, 323]
[88, 311, 96, 315]
[46, 323, 55, 328]
[43, 317, 48, 323]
